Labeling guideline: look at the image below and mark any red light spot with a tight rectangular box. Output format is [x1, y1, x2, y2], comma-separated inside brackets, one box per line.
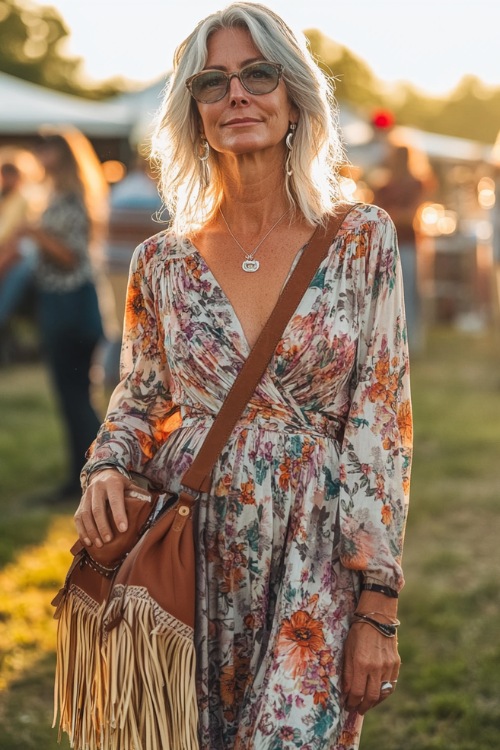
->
[372, 110, 395, 129]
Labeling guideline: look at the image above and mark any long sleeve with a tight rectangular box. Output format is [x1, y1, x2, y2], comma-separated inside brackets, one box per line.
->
[82, 240, 181, 487]
[338, 210, 412, 592]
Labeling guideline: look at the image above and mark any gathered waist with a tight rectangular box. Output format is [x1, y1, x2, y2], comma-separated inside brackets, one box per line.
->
[179, 404, 345, 443]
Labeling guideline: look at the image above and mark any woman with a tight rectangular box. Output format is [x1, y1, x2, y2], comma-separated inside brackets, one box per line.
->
[20, 130, 108, 501]
[373, 144, 427, 355]
[0, 161, 33, 341]
[75, 3, 412, 748]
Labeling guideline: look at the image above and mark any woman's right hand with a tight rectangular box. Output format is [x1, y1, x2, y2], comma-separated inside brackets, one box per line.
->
[74, 468, 133, 548]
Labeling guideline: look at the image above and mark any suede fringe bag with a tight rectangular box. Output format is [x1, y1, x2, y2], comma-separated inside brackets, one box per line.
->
[51, 203, 357, 750]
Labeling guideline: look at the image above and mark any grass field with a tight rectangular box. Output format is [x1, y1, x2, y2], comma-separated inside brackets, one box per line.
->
[0, 327, 499, 750]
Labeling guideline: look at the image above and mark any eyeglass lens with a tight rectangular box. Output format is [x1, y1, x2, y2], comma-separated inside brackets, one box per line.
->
[190, 62, 281, 103]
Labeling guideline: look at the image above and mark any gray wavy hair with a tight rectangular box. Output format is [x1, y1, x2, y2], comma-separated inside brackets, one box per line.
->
[150, 2, 345, 233]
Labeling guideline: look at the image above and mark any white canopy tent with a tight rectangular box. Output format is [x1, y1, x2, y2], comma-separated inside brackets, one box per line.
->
[0, 71, 133, 137]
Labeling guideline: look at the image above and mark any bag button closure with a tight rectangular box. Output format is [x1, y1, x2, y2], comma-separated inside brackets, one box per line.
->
[178, 505, 190, 517]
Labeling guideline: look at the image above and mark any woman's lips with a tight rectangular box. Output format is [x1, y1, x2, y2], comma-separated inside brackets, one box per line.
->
[223, 118, 260, 126]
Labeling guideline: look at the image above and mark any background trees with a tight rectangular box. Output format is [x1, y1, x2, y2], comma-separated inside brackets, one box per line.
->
[0, 0, 121, 98]
[0, 0, 498, 142]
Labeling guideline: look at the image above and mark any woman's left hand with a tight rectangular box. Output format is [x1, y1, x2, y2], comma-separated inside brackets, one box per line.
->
[341, 620, 401, 715]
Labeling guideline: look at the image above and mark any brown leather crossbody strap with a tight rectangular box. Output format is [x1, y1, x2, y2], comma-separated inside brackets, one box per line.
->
[181, 201, 359, 495]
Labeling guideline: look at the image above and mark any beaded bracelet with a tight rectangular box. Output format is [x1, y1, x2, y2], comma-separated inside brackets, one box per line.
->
[351, 612, 400, 638]
[360, 582, 399, 598]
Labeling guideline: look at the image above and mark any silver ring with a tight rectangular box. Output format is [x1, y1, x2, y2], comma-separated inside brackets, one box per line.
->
[380, 680, 394, 692]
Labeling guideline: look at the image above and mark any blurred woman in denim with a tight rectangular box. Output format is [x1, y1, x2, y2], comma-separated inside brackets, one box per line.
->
[18, 130, 108, 501]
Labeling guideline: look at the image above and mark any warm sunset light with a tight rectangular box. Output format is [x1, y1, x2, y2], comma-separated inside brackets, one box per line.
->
[417, 203, 458, 237]
[1, 4, 500, 750]
[101, 159, 126, 183]
[40, 0, 500, 94]
[477, 176, 496, 209]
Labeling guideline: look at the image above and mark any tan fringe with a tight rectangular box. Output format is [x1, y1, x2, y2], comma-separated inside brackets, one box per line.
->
[102, 587, 199, 750]
[53, 584, 199, 750]
[53, 584, 107, 750]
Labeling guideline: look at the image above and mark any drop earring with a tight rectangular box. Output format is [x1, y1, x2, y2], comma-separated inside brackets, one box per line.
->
[285, 123, 296, 176]
[198, 137, 210, 186]
[198, 137, 210, 162]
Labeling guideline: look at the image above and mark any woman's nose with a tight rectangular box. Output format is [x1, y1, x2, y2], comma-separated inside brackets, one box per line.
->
[228, 75, 249, 103]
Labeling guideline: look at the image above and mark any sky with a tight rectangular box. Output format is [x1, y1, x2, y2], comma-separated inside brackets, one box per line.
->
[47, 0, 500, 96]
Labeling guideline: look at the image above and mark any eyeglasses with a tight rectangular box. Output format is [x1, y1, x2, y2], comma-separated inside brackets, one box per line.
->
[185, 61, 284, 104]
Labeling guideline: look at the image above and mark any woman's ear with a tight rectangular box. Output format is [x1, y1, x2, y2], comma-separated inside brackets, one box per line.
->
[289, 102, 300, 127]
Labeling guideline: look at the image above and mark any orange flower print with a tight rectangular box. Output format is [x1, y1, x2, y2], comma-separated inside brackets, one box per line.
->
[278, 456, 292, 490]
[341, 516, 376, 569]
[220, 657, 250, 722]
[185, 255, 202, 280]
[151, 410, 182, 445]
[220, 565, 245, 594]
[352, 232, 367, 259]
[397, 399, 413, 447]
[301, 441, 314, 464]
[124, 274, 148, 330]
[240, 480, 255, 505]
[243, 613, 255, 630]
[368, 381, 384, 404]
[381, 504, 392, 525]
[374, 353, 390, 385]
[369, 352, 399, 410]
[136, 431, 155, 462]
[403, 476, 411, 496]
[276, 339, 299, 360]
[215, 474, 232, 497]
[220, 664, 236, 707]
[277, 611, 326, 677]
[313, 690, 329, 709]
[382, 436, 394, 451]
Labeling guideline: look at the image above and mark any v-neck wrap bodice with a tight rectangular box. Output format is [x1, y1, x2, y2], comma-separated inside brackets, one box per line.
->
[84, 202, 411, 750]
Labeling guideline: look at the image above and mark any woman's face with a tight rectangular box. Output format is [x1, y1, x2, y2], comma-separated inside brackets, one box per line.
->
[195, 27, 297, 162]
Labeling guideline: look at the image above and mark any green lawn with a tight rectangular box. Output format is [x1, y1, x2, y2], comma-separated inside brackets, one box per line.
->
[0, 327, 499, 749]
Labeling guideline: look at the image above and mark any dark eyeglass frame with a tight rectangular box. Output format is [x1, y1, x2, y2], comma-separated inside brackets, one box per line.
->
[185, 61, 284, 104]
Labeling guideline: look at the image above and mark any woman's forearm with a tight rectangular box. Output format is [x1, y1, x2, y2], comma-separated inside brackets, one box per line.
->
[28, 226, 78, 268]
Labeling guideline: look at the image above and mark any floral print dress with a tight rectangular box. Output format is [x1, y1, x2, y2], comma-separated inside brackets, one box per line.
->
[84, 203, 412, 750]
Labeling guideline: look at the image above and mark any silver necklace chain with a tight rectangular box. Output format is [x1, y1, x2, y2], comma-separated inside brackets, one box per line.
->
[219, 206, 291, 272]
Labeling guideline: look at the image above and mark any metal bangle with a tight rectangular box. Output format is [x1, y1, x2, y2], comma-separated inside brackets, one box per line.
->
[354, 610, 401, 625]
[351, 613, 399, 637]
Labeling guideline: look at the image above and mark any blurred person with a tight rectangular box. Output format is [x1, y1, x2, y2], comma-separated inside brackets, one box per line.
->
[373, 144, 427, 355]
[0, 162, 36, 335]
[73, 4, 411, 749]
[0, 162, 29, 246]
[16, 130, 109, 502]
[100, 151, 163, 389]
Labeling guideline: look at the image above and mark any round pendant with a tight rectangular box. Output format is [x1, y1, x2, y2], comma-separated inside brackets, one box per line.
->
[242, 259, 260, 272]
